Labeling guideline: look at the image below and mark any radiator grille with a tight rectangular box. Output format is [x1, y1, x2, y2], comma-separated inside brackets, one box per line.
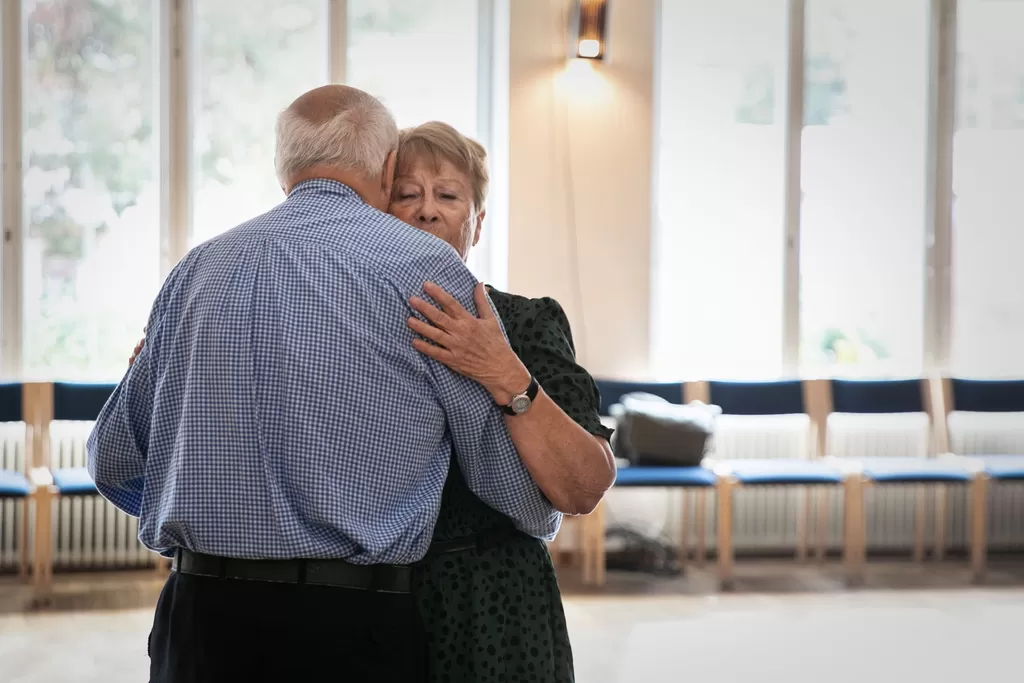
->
[0, 422, 27, 573]
[948, 411, 1024, 550]
[824, 413, 932, 552]
[49, 421, 153, 570]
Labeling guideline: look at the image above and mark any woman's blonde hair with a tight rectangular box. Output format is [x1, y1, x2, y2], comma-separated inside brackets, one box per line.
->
[396, 121, 489, 211]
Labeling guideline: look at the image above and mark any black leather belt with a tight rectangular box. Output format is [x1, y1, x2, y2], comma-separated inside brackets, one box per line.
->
[172, 549, 412, 594]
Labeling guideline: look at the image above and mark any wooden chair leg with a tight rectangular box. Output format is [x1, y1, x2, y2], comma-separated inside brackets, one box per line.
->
[844, 476, 866, 585]
[18, 498, 29, 579]
[913, 485, 926, 563]
[934, 484, 947, 562]
[815, 486, 829, 563]
[677, 489, 688, 566]
[716, 478, 734, 590]
[580, 516, 593, 584]
[33, 486, 55, 594]
[696, 489, 707, 566]
[970, 475, 988, 582]
[796, 487, 809, 563]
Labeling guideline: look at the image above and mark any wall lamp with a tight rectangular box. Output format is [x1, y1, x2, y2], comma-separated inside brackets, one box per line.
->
[570, 0, 608, 61]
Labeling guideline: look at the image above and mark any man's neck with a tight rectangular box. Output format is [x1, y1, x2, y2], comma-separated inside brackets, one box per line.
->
[286, 166, 383, 210]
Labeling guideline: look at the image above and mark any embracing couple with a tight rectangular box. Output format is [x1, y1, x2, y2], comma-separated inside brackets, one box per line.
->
[86, 85, 615, 683]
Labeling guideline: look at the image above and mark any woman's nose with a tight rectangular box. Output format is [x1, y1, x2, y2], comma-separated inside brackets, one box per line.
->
[417, 200, 440, 223]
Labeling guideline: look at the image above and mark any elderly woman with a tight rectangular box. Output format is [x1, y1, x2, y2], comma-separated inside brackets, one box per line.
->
[391, 121, 615, 683]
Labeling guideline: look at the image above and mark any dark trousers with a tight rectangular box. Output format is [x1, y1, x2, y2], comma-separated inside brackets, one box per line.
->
[149, 570, 427, 682]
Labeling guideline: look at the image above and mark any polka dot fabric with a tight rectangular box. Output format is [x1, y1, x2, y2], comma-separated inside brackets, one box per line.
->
[414, 287, 613, 683]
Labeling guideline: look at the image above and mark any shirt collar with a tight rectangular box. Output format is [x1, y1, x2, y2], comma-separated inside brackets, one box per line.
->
[289, 178, 360, 200]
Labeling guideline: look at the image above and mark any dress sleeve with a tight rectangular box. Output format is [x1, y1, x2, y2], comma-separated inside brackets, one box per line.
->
[512, 297, 613, 442]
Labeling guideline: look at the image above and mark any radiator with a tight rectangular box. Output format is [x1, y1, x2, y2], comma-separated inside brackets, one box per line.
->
[708, 414, 812, 552]
[0, 422, 27, 572]
[603, 415, 813, 554]
[603, 412, 974, 557]
[48, 421, 153, 570]
[948, 411, 1024, 551]
[824, 413, 932, 553]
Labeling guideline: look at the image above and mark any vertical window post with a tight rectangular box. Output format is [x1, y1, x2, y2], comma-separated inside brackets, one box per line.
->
[1, 0, 23, 377]
[782, 0, 806, 377]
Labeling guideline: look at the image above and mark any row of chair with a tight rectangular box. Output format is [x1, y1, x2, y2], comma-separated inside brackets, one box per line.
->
[570, 377, 1024, 588]
[0, 382, 152, 592]
[3, 378, 1022, 593]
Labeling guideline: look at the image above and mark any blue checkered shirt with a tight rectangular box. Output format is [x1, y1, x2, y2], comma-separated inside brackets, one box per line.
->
[86, 179, 561, 564]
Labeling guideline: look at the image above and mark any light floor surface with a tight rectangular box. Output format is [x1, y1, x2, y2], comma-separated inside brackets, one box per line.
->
[1, 563, 1021, 683]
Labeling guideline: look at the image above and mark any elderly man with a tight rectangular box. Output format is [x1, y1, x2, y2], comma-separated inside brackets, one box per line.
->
[86, 85, 560, 683]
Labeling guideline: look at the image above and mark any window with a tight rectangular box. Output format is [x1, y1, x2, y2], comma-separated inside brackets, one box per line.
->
[191, 0, 329, 246]
[346, 0, 500, 282]
[799, 0, 931, 377]
[22, 0, 160, 380]
[347, 0, 480, 135]
[653, 0, 789, 379]
[951, 0, 1024, 377]
[4, 1, 501, 380]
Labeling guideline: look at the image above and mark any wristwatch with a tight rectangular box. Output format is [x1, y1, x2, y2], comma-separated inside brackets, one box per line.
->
[500, 376, 540, 416]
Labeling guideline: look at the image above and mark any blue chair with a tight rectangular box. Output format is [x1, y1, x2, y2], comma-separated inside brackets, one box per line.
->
[0, 382, 31, 577]
[584, 380, 697, 584]
[944, 378, 1024, 579]
[827, 379, 985, 583]
[706, 380, 842, 588]
[31, 382, 116, 590]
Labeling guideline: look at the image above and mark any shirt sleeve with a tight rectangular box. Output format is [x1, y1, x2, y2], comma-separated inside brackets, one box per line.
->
[85, 341, 155, 518]
[418, 262, 562, 540]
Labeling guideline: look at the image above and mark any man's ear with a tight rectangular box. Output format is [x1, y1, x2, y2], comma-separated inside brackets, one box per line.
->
[380, 149, 397, 200]
[472, 209, 486, 247]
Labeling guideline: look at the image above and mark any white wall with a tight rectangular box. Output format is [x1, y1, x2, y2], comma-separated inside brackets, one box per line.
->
[507, 0, 656, 379]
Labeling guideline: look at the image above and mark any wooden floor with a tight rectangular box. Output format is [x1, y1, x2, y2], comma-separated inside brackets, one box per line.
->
[2, 560, 1023, 683]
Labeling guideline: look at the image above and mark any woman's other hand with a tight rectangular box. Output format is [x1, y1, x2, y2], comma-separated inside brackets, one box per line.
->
[408, 282, 530, 405]
[128, 337, 145, 366]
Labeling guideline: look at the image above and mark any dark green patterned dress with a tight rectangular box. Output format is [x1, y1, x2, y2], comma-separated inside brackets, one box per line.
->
[413, 287, 613, 683]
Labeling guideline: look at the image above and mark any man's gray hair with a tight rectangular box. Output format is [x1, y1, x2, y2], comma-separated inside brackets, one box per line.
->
[274, 86, 399, 186]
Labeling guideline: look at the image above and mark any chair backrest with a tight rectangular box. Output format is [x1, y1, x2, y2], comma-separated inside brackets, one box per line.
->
[830, 379, 926, 414]
[52, 382, 117, 422]
[943, 378, 1024, 456]
[947, 378, 1024, 413]
[707, 380, 805, 416]
[826, 379, 932, 458]
[0, 383, 24, 424]
[594, 380, 683, 417]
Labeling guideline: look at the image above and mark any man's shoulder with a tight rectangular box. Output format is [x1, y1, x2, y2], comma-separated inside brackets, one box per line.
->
[341, 208, 470, 286]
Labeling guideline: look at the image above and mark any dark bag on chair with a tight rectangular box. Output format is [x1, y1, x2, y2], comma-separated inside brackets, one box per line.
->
[612, 393, 718, 467]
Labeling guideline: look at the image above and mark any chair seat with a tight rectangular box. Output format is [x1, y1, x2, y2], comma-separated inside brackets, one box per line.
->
[976, 454, 1024, 481]
[615, 465, 717, 488]
[52, 467, 99, 496]
[857, 456, 977, 484]
[0, 469, 30, 498]
[718, 458, 844, 486]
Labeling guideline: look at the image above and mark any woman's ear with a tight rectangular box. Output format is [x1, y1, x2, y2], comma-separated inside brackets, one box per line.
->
[472, 209, 486, 247]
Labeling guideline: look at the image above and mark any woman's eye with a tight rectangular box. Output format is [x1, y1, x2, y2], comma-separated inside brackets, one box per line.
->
[440, 193, 458, 201]
[398, 193, 417, 200]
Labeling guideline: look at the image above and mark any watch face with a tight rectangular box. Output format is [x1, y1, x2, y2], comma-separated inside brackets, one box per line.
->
[510, 395, 532, 415]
